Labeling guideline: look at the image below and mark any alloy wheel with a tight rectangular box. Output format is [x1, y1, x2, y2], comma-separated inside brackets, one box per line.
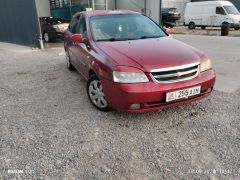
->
[65, 51, 75, 71]
[44, 32, 49, 42]
[88, 80, 107, 109]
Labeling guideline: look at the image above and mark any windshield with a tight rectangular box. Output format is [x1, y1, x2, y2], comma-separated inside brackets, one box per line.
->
[90, 14, 166, 41]
[223, 6, 239, 14]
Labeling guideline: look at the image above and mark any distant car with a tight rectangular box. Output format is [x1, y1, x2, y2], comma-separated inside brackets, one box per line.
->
[64, 10, 215, 112]
[40, 17, 69, 42]
[162, 8, 181, 28]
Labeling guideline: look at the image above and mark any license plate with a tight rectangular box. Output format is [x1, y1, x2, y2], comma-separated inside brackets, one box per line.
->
[166, 86, 201, 102]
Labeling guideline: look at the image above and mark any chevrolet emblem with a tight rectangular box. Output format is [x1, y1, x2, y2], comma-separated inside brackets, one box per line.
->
[177, 72, 182, 77]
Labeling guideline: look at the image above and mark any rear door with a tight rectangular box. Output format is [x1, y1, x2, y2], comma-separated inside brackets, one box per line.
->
[190, 5, 203, 26]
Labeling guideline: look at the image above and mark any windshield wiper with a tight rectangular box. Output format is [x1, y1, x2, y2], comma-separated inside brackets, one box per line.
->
[96, 38, 116, 42]
[96, 37, 138, 42]
[140, 35, 162, 39]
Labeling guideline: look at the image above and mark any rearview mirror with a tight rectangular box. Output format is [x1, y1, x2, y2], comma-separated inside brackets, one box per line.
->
[163, 27, 171, 35]
[71, 34, 84, 43]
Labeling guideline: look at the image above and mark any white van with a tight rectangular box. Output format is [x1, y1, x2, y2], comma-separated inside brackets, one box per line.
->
[184, 1, 240, 30]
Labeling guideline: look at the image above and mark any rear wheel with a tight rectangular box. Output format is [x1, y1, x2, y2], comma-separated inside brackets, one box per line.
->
[87, 74, 110, 111]
[65, 50, 75, 71]
[201, 26, 206, 30]
[188, 22, 196, 30]
[234, 27, 240, 30]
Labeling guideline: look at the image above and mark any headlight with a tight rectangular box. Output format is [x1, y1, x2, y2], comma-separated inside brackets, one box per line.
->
[53, 25, 59, 29]
[113, 66, 149, 83]
[200, 59, 212, 72]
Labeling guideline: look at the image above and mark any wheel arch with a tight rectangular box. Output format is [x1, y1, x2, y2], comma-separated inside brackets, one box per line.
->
[89, 69, 96, 78]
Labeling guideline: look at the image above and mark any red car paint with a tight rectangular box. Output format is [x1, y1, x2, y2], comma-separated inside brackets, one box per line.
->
[64, 10, 215, 112]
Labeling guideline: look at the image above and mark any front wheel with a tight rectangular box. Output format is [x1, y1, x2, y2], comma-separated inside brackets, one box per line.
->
[188, 22, 196, 30]
[87, 75, 110, 111]
[65, 50, 75, 71]
[234, 27, 240, 30]
[43, 32, 51, 42]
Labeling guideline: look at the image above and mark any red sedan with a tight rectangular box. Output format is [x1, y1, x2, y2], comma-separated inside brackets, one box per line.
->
[64, 10, 215, 112]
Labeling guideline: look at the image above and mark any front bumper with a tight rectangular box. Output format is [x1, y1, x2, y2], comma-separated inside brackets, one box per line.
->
[230, 23, 240, 29]
[102, 70, 215, 113]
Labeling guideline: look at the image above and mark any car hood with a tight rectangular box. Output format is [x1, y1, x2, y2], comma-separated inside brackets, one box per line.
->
[228, 14, 240, 22]
[96, 37, 203, 72]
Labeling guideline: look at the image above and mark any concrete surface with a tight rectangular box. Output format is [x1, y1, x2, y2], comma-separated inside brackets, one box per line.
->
[172, 26, 240, 37]
[173, 35, 240, 93]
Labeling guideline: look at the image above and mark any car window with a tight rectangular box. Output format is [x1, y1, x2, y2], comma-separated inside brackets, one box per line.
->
[90, 14, 166, 41]
[169, 8, 178, 12]
[216, 7, 226, 15]
[69, 15, 80, 34]
[76, 15, 88, 38]
[223, 6, 239, 15]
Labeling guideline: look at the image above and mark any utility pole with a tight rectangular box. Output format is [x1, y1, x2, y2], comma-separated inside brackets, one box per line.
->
[144, 0, 147, 15]
[69, 0, 72, 17]
[92, 0, 95, 10]
[34, 0, 44, 50]
[159, 0, 162, 26]
[115, 0, 117, 9]
[105, 0, 108, 10]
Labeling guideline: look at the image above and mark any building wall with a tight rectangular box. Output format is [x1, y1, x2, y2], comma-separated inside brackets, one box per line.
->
[107, 0, 116, 10]
[146, 0, 161, 24]
[36, 0, 51, 17]
[0, 0, 41, 48]
[116, 0, 145, 12]
[115, 0, 161, 24]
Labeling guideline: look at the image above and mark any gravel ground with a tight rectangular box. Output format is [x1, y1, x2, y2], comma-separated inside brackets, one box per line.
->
[0, 46, 240, 179]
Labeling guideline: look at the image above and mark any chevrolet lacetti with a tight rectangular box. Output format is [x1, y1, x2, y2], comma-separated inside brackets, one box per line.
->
[64, 10, 216, 112]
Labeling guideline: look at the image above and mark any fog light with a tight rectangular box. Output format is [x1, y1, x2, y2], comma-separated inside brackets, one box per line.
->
[130, 103, 141, 110]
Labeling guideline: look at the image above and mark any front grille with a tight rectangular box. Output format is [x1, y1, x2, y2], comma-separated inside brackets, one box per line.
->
[151, 63, 199, 83]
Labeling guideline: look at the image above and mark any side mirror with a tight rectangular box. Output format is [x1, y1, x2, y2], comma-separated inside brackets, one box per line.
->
[71, 34, 84, 43]
[163, 27, 171, 35]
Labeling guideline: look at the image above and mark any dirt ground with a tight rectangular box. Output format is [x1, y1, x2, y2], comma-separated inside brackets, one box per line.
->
[0, 40, 240, 179]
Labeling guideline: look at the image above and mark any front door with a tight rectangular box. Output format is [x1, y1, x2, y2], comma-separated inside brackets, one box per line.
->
[214, 6, 227, 26]
[73, 14, 90, 79]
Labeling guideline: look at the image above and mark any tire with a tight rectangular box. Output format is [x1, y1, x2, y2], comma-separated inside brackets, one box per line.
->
[234, 27, 240, 30]
[188, 22, 196, 30]
[65, 50, 75, 71]
[201, 26, 206, 30]
[87, 74, 110, 111]
[43, 32, 51, 42]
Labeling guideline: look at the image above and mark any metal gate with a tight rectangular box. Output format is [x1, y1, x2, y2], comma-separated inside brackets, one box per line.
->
[0, 0, 41, 48]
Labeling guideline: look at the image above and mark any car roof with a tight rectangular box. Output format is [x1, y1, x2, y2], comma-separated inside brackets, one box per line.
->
[74, 10, 141, 18]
